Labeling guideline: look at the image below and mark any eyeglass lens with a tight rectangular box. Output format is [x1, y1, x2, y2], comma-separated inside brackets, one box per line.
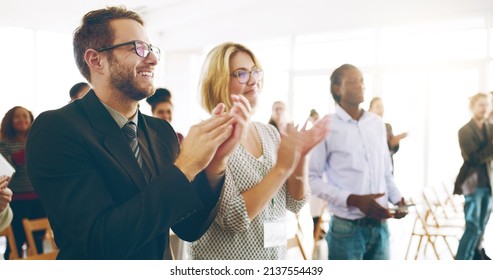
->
[237, 69, 263, 84]
[135, 41, 161, 60]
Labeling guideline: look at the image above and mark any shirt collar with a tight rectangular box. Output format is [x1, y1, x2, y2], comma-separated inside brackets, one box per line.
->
[335, 105, 368, 123]
[101, 102, 139, 129]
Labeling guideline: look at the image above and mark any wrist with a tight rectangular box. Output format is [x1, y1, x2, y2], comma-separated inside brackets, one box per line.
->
[272, 164, 291, 180]
[175, 157, 199, 182]
[346, 194, 360, 207]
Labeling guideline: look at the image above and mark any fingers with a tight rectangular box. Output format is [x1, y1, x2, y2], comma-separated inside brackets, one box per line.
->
[0, 176, 10, 190]
[369, 193, 385, 199]
[231, 94, 252, 113]
[211, 103, 226, 115]
[0, 187, 13, 201]
[199, 113, 233, 132]
[207, 118, 236, 141]
[230, 96, 251, 125]
[368, 202, 391, 220]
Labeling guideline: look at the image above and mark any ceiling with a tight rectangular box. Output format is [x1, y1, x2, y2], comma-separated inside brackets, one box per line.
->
[2, 0, 493, 50]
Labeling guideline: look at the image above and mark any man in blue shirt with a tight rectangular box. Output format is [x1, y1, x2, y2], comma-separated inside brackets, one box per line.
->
[308, 64, 407, 260]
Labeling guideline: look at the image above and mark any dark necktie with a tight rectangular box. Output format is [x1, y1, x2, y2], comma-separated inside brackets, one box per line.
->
[123, 121, 151, 182]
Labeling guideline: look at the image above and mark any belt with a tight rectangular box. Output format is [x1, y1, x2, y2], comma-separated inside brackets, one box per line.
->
[334, 216, 382, 227]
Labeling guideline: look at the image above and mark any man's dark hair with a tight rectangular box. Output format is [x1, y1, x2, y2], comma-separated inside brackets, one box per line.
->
[330, 64, 358, 104]
[146, 88, 172, 112]
[70, 82, 89, 99]
[73, 6, 144, 82]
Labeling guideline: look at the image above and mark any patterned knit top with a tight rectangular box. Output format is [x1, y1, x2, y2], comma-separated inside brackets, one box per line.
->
[0, 139, 34, 194]
[188, 122, 309, 260]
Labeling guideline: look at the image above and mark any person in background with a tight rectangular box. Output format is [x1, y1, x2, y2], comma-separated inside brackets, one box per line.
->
[309, 109, 320, 124]
[368, 97, 407, 168]
[0, 106, 47, 259]
[146, 87, 184, 143]
[188, 42, 330, 260]
[309, 64, 407, 260]
[69, 82, 90, 102]
[0, 176, 13, 232]
[454, 92, 493, 260]
[268, 100, 287, 134]
[308, 108, 325, 238]
[26, 6, 241, 260]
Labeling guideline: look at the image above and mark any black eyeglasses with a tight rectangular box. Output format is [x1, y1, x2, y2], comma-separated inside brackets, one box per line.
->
[231, 68, 263, 84]
[97, 40, 161, 60]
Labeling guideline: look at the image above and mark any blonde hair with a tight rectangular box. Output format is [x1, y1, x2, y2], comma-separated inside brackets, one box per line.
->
[199, 42, 263, 113]
[469, 92, 488, 109]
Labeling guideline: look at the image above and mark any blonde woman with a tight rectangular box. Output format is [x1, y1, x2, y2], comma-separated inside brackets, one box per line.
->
[188, 42, 330, 260]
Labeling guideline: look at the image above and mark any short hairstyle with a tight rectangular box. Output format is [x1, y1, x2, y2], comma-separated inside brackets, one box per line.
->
[330, 64, 358, 104]
[0, 106, 34, 141]
[199, 42, 263, 113]
[73, 6, 144, 82]
[69, 82, 89, 99]
[310, 109, 319, 118]
[369, 96, 382, 110]
[146, 88, 172, 113]
[271, 101, 285, 110]
[469, 92, 488, 109]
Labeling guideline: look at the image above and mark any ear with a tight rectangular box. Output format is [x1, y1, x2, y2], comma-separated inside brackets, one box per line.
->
[84, 49, 105, 76]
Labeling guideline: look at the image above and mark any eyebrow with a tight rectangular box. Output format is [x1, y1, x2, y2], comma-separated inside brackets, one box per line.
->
[232, 66, 258, 72]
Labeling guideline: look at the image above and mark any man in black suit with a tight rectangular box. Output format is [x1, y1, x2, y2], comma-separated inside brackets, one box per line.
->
[26, 6, 249, 259]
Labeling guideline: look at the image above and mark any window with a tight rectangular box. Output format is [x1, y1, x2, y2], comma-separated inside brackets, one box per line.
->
[0, 27, 35, 116]
[380, 29, 487, 64]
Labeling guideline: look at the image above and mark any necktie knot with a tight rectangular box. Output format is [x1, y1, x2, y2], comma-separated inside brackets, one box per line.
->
[123, 121, 137, 141]
[122, 121, 151, 182]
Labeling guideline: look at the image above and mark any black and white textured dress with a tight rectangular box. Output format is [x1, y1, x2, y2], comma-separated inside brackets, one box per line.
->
[188, 122, 309, 260]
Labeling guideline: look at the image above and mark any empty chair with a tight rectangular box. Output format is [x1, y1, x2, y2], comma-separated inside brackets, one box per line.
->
[0, 225, 19, 259]
[22, 217, 58, 257]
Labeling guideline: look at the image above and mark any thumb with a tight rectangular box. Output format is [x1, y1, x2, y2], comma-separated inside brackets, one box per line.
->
[369, 193, 385, 199]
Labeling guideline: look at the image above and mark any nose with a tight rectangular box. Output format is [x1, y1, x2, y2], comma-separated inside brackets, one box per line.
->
[145, 51, 159, 66]
[246, 74, 259, 86]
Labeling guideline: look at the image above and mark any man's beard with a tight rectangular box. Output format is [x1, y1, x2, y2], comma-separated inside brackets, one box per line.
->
[108, 55, 155, 101]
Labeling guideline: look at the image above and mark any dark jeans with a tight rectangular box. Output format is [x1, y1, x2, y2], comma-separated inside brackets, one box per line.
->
[4, 199, 47, 259]
[456, 187, 492, 260]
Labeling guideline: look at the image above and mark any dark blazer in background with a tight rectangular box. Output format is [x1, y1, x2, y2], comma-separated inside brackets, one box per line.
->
[454, 119, 493, 195]
[26, 91, 221, 259]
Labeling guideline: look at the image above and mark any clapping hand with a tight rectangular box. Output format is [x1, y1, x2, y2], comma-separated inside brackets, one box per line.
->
[298, 115, 331, 156]
[0, 176, 12, 212]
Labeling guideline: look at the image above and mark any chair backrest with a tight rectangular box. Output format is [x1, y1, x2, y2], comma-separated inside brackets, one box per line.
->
[287, 214, 308, 260]
[22, 217, 57, 256]
[17, 250, 58, 260]
[0, 225, 19, 259]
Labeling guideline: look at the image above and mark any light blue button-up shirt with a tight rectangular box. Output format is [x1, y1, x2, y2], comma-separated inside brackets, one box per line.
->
[308, 105, 402, 220]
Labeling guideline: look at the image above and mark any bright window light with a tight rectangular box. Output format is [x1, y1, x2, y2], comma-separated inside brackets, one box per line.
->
[0, 27, 35, 117]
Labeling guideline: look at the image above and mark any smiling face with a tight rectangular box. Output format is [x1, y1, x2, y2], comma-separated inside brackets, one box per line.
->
[153, 101, 173, 122]
[12, 107, 32, 134]
[106, 19, 158, 101]
[228, 51, 261, 109]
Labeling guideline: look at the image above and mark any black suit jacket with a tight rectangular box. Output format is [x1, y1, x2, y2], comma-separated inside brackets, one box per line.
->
[454, 119, 493, 195]
[26, 91, 221, 259]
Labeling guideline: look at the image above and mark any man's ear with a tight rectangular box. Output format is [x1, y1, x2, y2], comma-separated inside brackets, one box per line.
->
[84, 49, 105, 76]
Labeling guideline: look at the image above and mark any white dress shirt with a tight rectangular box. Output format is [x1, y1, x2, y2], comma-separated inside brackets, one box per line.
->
[308, 105, 402, 220]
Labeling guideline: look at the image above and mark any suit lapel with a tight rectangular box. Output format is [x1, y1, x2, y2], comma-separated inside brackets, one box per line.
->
[139, 115, 174, 175]
[468, 119, 483, 144]
[80, 91, 147, 191]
